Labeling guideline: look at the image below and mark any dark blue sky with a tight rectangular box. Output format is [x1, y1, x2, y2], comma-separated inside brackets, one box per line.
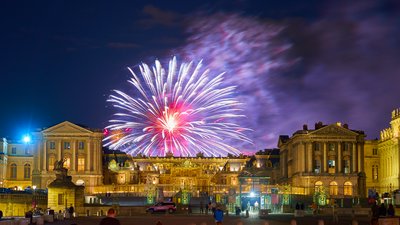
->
[1, 0, 399, 150]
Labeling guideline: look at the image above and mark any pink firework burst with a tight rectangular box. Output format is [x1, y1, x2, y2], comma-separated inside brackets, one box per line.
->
[105, 57, 252, 157]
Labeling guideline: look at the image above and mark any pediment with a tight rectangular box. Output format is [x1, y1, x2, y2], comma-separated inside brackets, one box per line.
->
[309, 124, 358, 137]
[42, 121, 93, 134]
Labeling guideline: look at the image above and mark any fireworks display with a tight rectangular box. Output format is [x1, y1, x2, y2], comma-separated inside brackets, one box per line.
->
[105, 57, 251, 157]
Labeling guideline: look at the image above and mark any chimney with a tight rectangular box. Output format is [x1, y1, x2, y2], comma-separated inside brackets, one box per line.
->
[343, 124, 348, 129]
[303, 124, 308, 130]
[315, 121, 323, 129]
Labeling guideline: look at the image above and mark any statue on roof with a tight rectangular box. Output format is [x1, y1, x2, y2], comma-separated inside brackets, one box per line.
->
[53, 158, 69, 181]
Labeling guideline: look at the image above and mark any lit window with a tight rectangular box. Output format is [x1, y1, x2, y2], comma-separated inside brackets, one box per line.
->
[78, 158, 85, 171]
[78, 141, 85, 150]
[24, 164, 31, 179]
[11, 147, 17, 154]
[49, 142, 56, 149]
[11, 163, 17, 179]
[49, 157, 55, 170]
[344, 181, 353, 196]
[63, 142, 70, 150]
[344, 160, 350, 174]
[64, 157, 71, 169]
[315, 181, 323, 192]
[330, 181, 338, 195]
[328, 160, 335, 173]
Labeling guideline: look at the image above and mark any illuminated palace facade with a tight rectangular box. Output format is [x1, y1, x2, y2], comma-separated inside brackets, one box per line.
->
[278, 122, 368, 205]
[0, 108, 400, 207]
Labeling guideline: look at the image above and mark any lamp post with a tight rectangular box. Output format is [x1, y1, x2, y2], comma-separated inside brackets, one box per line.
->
[32, 185, 37, 211]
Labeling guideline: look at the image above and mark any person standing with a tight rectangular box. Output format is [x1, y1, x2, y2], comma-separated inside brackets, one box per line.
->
[200, 201, 204, 214]
[213, 204, 224, 225]
[68, 205, 74, 218]
[99, 208, 121, 225]
[388, 203, 395, 216]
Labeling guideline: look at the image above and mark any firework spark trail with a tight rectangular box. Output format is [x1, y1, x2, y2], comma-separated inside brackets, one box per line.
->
[180, 13, 291, 150]
[105, 57, 252, 157]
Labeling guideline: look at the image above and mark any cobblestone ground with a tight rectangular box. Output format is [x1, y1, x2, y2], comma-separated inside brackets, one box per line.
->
[45, 214, 372, 225]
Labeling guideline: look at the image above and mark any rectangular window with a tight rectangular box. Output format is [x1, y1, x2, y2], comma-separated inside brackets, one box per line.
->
[49, 141, 56, 150]
[328, 160, 336, 173]
[65, 157, 71, 169]
[63, 142, 70, 150]
[344, 160, 350, 174]
[329, 143, 335, 151]
[343, 142, 351, 151]
[78, 141, 85, 150]
[58, 194, 64, 205]
[78, 158, 85, 171]
[313, 143, 322, 151]
[11, 147, 17, 154]
[373, 166, 378, 180]
[372, 149, 378, 155]
[314, 160, 321, 173]
[49, 158, 55, 171]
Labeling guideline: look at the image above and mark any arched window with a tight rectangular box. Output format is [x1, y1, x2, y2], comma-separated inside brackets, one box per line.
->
[344, 181, 353, 196]
[330, 181, 338, 195]
[10, 163, 17, 179]
[24, 164, 31, 179]
[315, 181, 323, 192]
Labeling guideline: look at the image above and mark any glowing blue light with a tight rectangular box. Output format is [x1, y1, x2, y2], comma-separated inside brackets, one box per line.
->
[23, 135, 31, 144]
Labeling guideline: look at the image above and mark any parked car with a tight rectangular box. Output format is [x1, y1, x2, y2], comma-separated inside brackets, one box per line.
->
[146, 202, 176, 213]
[0, 188, 11, 193]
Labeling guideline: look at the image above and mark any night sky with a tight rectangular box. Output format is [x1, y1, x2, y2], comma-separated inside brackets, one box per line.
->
[1, 0, 399, 152]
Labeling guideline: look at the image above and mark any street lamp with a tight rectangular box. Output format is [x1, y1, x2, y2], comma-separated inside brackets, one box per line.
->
[32, 185, 37, 211]
[23, 135, 31, 144]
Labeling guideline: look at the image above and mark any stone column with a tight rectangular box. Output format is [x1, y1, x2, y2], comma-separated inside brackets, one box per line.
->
[300, 142, 307, 173]
[87, 139, 92, 171]
[57, 140, 62, 161]
[307, 142, 313, 172]
[352, 143, 357, 172]
[358, 142, 364, 172]
[323, 142, 327, 173]
[338, 142, 342, 173]
[93, 140, 98, 172]
[33, 140, 40, 171]
[72, 140, 77, 171]
[43, 140, 47, 171]
[98, 139, 103, 173]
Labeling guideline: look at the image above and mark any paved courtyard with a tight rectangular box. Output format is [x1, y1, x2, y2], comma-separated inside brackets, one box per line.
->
[46, 214, 372, 225]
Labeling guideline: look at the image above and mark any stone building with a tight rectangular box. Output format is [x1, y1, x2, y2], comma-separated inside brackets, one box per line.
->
[363, 139, 379, 198]
[0, 138, 33, 189]
[0, 121, 103, 194]
[378, 108, 400, 194]
[278, 122, 366, 205]
[31, 121, 104, 193]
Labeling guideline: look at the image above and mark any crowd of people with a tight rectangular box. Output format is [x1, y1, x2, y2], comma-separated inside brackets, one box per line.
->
[371, 202, 395, 225]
